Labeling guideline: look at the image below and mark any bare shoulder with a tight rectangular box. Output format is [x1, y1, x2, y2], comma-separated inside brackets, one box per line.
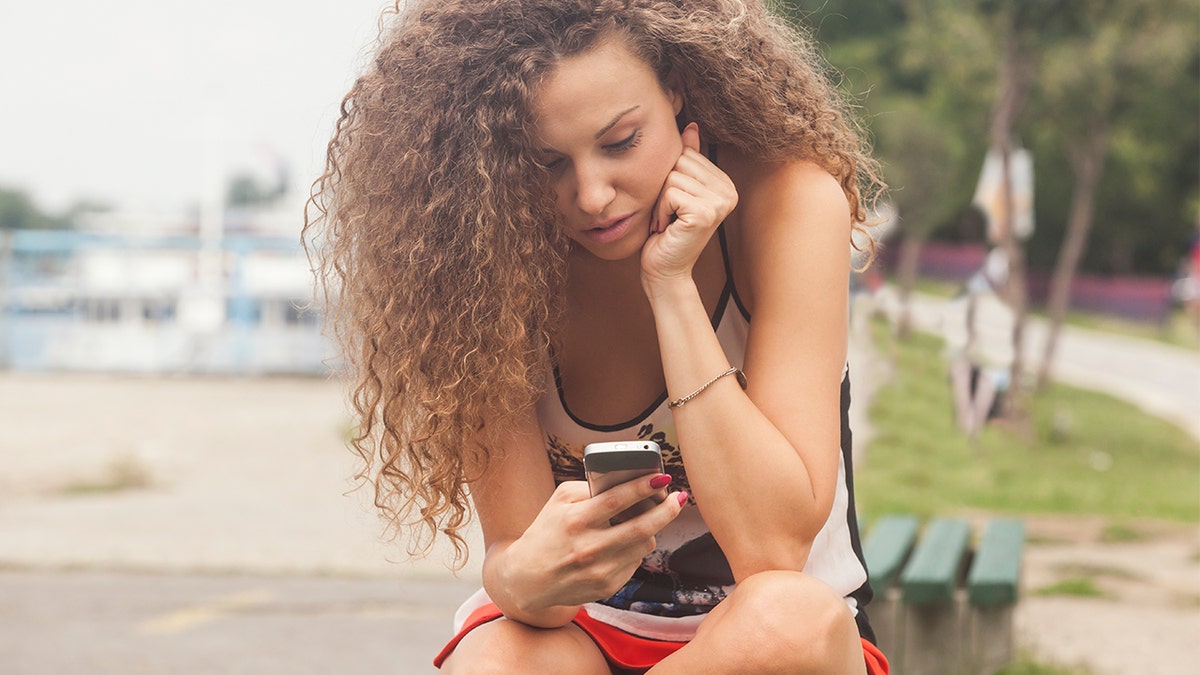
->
[715, 141, 849, 236]
[717, 145, 851, 308]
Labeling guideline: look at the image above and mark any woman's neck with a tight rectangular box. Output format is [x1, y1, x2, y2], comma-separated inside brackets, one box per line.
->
[566, 247, 649, 313]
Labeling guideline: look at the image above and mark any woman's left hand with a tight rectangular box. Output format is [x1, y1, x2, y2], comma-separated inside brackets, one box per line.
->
[640, 122, 738, 292]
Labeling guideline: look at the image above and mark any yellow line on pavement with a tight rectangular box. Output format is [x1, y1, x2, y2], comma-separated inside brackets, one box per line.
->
[139, 588, 275, 635]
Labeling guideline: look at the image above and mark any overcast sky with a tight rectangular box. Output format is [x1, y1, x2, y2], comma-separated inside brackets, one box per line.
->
[0, 0, 394, 214]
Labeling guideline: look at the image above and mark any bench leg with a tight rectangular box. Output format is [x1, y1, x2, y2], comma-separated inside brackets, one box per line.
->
[900, 591, 967, 675]
[968, 604, 1015, 675]
[870, 587, 903, 670]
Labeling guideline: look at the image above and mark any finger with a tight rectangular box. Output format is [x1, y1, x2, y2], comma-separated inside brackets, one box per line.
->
[652, 125, 700, 233]
[681, 122, 701, 154]
[653, 183, 678, 234]
[591, 472, 673, 522]
[653, 169, 711, 233]
[674, 148, 728, 185]
[660, 171, 710, 212]
[672, 142, 739, 198]
[657, 183, 726, 236]
[652, 162, 689, 234]
[552, 480, 594, 503]
[610, 490, 688, 540]
[665, 158, 738, 227]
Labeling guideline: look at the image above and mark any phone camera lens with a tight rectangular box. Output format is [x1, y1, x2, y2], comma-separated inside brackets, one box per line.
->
[643, 444, 650, 450]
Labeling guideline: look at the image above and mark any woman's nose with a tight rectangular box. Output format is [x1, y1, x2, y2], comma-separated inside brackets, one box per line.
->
[573, 164, 616, 216]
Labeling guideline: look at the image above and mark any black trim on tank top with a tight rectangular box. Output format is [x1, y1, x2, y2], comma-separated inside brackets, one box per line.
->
[717, 226, 752, 323]
[839, 367, 878, 644]
[707, 143, 751, 323]
[553, 276, 734, 432]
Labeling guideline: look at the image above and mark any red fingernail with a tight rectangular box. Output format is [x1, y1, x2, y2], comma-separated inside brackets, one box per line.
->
[649, 474, 671, 490]
[677, 491, 689, 505]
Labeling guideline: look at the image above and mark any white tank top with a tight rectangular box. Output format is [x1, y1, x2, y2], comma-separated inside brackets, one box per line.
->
[520, 229, 873, 641]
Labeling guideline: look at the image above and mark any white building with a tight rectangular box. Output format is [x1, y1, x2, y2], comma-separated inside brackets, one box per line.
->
[0, 204, 334, 375]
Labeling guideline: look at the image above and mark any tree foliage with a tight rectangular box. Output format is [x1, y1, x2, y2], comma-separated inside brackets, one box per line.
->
[1025, 0, 1198, 275]
[0, 188, 64, 230]
[784, 0, 1199, 277]
[225, 167, 289, 209]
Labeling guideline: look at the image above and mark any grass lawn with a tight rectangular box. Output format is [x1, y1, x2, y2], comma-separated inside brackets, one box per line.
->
[855, 319, 1200, 524]
[1063, 308, 1198, 350]
[994, 657, 1093, 675]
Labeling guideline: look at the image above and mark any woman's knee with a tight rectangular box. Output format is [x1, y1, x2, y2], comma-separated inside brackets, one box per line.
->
[761, 572, 850, 620]
[440, 618, 610, 675]
[719, 571, 861, 669]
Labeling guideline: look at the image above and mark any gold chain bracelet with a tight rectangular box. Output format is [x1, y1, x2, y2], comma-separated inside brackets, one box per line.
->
[667, 366, 747, 409]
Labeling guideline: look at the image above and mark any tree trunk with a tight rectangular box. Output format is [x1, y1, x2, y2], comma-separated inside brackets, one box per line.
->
[1037, 116, 1109, 389]
[988, 26, 1036, 422]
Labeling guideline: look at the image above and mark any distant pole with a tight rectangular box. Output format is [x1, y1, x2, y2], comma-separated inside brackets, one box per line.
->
[200, 108, 225, 295]
[178, 108, 229, 371]
[0, 230, 11, 368]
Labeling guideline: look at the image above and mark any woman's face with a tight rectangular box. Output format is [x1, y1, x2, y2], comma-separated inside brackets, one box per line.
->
[531, 37, 684, 261]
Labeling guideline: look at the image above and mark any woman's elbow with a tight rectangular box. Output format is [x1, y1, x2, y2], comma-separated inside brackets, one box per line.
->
[727, 522, 820, 582]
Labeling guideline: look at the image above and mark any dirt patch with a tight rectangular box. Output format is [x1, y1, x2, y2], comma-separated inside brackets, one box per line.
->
[1017, 515, 1199, 674]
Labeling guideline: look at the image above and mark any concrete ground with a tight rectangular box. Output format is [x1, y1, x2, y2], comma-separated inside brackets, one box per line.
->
[0, 290, 1196, 674]
[0, 372, 477, 674]
[0, 571, 473, 675]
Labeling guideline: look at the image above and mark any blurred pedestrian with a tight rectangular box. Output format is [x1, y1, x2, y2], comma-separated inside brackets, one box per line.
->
[943, 248, 1015, 440]
[1171, 223, 1200, 341]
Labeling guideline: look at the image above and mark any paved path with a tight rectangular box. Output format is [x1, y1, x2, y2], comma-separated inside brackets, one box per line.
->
[873, 287, 1200, 441]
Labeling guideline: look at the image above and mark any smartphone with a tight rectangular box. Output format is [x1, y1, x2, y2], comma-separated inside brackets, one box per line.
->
[583, 440, 665, 525]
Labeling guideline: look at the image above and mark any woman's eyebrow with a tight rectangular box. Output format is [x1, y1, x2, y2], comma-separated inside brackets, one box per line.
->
[594, 106, 640, 139]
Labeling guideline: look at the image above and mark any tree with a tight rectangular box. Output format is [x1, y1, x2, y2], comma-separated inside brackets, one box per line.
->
[0, 188, 57, 230]
[1034, 0, 1196, 388]
[974, 0, 1046, 422]
[785, 1, 994, 334]
[789, 0, 1198, 281]
[225, 164, 289, 209]
[876, 98, 976, 336]
[879, 1, 996, 336]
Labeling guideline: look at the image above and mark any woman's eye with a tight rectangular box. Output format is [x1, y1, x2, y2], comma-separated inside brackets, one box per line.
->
[540, 157, 564, 171]
[605, 130, 641, 153]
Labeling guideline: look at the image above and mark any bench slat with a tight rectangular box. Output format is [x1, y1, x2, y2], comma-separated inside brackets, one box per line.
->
[862, 515, 920, 589]
[900, 518, 971, 605]
[967, 518, 1025, 606]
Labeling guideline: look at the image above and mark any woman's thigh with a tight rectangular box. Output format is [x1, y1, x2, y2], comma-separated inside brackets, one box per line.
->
[441, 617, 613, 675]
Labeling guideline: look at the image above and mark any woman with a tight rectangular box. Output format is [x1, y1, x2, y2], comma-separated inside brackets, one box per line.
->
[305, 1, 887, 672]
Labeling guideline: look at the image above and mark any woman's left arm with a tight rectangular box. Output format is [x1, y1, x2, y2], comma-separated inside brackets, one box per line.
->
[644, 154, 851, 582]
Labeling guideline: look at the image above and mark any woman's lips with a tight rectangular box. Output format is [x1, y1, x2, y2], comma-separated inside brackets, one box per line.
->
[583, 213, 635, 244]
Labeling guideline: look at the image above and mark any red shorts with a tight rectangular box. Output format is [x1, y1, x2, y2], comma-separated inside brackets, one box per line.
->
[434, 602, 889, 673]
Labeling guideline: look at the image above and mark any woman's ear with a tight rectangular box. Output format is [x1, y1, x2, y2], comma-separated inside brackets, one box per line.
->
[664, 71, 685, 116]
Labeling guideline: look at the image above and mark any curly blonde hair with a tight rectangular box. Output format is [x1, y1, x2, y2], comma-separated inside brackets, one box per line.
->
[304, 0, 882, 566]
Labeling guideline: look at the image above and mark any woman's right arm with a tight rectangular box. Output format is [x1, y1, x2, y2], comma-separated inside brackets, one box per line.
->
[470, 407, 686, 628]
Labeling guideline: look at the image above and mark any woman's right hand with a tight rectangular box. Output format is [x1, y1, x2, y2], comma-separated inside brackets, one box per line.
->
[500, 474, 687, 613]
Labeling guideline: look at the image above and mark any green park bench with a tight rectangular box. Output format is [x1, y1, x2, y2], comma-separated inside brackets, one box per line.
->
[863, 515, 1026, 675]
